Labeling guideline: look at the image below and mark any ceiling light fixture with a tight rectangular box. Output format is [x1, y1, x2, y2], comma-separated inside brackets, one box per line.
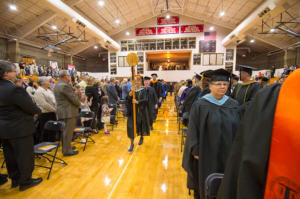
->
[210, 26, 214, 31]
[250, 39, 255, 43]
[166, 14, 170, 19]
[98, 0, 104, 6]
[9, 4, 17, 10]
[242, 55, 246, 57]
[52, 25, 57, 29]
[94, 45, 98, 49]
[115, 9, 120, 24]
[126, 31, 129, 35]
[220, 0, 225, 16]
[270, 28, 275, 32]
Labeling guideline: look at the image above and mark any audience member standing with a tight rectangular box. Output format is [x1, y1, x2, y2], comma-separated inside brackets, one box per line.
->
[79, 74, 88, 90]
[19, 61, 25, 76]
[0, 60, 43, 191]
[107, 77, 119, 115]
[121, 78, 130, 114]
[115, 80, 121, 98]
[26, 81, 37, 103]
[54, 70, 81, 156]
[270, 65, 276, 78]
[102, 78, 109, 95]
[22, 77, 28, 89]
[34, 77, 57, 143]
[47, 76, 55, 92]
[85, 76, 99, 133]
[127, 78, 132, 90]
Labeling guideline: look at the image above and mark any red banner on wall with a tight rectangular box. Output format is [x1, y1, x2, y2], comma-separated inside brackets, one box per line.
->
[157, 16, 180, 25]
[181, 25, 204, 33]
[135, 27, 156, 36]
[157, 26, 179, 35]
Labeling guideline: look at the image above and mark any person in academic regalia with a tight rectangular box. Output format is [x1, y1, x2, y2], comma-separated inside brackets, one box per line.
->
[260, 77, 269, 88]
[198, 70, 213, 98]
[180, 79, 193, 104]
[150, 73, 163, 108]
[217, 69, 300, 199]
[182, 69, 242, 199]
[230, 65, 263, 113]
[231, 75, 240, 94]
[126, 75, 150, 152]
[182, 73, 202, 115]
[144, 76, 159, 131]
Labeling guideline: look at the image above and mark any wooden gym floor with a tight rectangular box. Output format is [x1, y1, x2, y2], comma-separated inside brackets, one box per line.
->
[0, 95, 193, 199]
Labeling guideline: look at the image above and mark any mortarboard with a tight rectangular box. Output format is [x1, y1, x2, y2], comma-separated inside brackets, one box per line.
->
[194, 72, 202, 81]
[151, 73, 158, 77]
[144, 76, 151, 81]
[261, 77, 269, 82]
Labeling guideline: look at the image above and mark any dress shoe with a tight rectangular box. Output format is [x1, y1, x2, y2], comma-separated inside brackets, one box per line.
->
[128, 144, 134, 152]
[150, 126, 153, 130]
[138, 137, 144, 145]
[0, 177, 8, 186]
[72, 146, 76, 150]
[0, 174, 8, 178]
[19, 178, 43, 191]
[11, 179, 19, 188]
[63, 151, 79, 157]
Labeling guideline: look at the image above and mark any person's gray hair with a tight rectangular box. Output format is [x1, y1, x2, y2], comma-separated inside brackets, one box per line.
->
[0, 60, 16, 79]
[123, 78, 128, 83]
[59, 70, 69, 78]
[37, 77, 48, 86]
[110, 77, 115, 82]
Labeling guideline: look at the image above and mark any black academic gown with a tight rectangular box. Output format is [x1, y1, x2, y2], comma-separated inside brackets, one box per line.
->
[217, 84, 282, 199]
[126, 89, 150, 139]
[230, 81, 263, 113]
[183, 85, 201, 114]
[198, 87, 211, 98]
[145, 86, 159, 126]
[182, 97, 241, 199]
[150, 81, 163, 100]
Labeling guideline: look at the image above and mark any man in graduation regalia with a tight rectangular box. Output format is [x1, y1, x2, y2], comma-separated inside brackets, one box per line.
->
[144, 76, 159, 131]
[217, 68, 300, 199]
[182, 69, 242, 199]
[150, 73, 163, 108]
[182, 73, 202, 115]
[230, 65, 263, 112]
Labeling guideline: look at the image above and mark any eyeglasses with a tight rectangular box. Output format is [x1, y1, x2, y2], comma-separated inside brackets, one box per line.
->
[212, 83, 229, 87]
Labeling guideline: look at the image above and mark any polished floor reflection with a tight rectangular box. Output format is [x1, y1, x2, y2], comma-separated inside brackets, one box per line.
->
[0, 95, 193, 199]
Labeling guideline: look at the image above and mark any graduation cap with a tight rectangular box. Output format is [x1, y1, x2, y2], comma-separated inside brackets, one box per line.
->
[186, 79, 193, 87]
[200, 70, 213, 79]
[194, 72, 202, 81]
[144, 76, 151, 81]
[205, 68, 236, 95]
[151, 73, 158, 77]
[238, 65, 256, 76]
[232, 76, 239, 81]
[261, 77, 269, 82]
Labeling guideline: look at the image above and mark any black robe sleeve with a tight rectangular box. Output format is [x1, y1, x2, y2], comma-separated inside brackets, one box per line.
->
[199, 87, 210, 98]
[183, 86, 201, 114]
[217, 84, 282, 199]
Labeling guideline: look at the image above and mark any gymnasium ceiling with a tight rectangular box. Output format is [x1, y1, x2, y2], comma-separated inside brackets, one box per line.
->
[0, 0, 299, 59]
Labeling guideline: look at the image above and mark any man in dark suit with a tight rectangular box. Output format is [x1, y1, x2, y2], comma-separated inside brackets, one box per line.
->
[54, 70, 81, 156]
[0, 60, 43, 191]
[22, 77, 28, 89]
[115, 80, 121, 98]
[107, 77, 119, 116]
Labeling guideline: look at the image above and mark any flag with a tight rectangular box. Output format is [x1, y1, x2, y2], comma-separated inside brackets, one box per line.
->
[204, 31, 216, 40]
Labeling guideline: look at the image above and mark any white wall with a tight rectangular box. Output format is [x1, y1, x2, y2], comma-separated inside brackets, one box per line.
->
[89, 13, 237, 81]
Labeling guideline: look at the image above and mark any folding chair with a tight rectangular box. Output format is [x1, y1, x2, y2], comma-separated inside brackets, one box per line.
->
[108, 104, 118, 131]
[116, 100, 126, 121]
[181, 112, 189, 152]
[34, 121, 67, 180]
[205, 173, 224, 199]
[74, 111, 95, 151]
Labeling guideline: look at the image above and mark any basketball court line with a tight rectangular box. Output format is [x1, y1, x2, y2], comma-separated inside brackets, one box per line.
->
[107, 145, 139, 199]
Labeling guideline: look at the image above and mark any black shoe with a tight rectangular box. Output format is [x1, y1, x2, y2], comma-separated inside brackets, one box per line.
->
[138, 137, 144, 145]
[0, 174, 8, 178]
[128, 144, 134, 152]
[11, 179, 19, 188]
[63, 151, 79, 157]
[150, 126, 153, 130]
[19, 178, 43, 191]
[72, 146, 76, 150]
[0, 177, 8, 186]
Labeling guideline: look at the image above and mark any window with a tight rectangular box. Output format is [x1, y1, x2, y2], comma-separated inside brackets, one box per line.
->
[203, 53, 224, 66]
[118, 56, 130, 67]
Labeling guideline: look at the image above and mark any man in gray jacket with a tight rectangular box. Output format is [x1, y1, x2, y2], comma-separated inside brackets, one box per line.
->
[54, 70, 81, 156]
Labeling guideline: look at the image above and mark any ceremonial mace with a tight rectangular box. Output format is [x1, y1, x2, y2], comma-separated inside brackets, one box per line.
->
[126, 53, 139, 138]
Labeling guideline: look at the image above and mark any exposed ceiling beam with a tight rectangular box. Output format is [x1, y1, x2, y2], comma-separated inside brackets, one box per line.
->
[172, 10, 237, 30]
[11, 0, 83, 40]
[69, 39, 99, 55]
[108, 12, 161, 36]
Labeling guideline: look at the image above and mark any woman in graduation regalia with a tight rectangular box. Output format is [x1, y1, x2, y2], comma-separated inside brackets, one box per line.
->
[182, 69, 242, 199]
[126, 75, 150, 152]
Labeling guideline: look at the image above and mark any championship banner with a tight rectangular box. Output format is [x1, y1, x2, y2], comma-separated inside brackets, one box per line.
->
[23, 58, 36, 64]
[68, 64, 75, 70]
[157, 26, 179, 35]
[135, 27, 156, 36]
[181, 25, 204, 33]
[157, 16, 179, 25]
